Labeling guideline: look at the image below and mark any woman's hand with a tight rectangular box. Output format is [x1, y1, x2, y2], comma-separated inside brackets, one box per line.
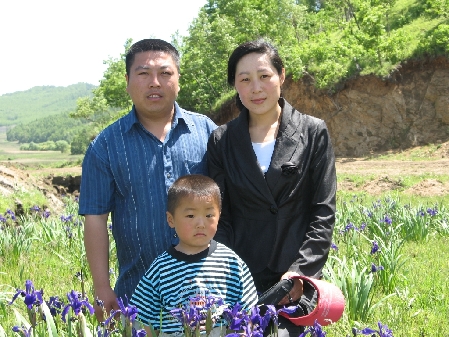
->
[277, 272, 303, 306]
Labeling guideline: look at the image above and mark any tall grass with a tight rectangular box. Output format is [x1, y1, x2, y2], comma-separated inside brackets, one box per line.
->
[0, 193, 448, 336]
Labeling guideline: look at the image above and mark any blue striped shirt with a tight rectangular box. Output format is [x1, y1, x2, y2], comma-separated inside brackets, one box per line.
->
[130, 241, 258, 333]
[78, 103, 217, 299]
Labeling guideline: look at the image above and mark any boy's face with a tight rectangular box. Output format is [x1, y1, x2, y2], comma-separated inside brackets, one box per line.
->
[167, 195, 220, 255]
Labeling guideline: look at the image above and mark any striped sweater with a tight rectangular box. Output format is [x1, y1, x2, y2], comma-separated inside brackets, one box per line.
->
[130, 240, 258, 334]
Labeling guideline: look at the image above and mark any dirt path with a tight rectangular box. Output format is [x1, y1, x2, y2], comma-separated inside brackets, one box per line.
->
[336, 158, 449, 176]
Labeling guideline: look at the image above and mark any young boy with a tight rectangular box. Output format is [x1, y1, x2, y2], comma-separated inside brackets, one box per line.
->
[130, 175, 258, 336]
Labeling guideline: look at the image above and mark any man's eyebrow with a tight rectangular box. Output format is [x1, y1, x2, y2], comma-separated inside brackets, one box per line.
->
[134, 64, 173, 71]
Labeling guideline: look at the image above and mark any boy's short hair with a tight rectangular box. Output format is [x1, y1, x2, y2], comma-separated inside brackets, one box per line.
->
[167, 175, 221, 214]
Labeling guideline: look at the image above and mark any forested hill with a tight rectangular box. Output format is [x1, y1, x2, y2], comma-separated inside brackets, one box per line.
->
[0, 83, 95, 126]
[175, 0, 449, 113]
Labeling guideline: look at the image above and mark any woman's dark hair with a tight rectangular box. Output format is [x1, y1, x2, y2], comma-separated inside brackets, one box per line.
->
[125, 39, 180, 75]
[227, 39, 284, 110]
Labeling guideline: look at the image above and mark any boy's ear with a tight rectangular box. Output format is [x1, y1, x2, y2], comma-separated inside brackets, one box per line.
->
[166, 211, 175, 228]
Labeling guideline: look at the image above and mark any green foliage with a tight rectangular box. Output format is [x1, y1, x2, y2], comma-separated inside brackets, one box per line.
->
[1, 193, 448, 334]
[0, 83, 95, 126]
[19, 140, 71, 153]
[177, 0, 307, 112]
[6, 113, 87, 144]
[70, 127, 96, 155]
[174, 0, 448, 112]
[425, 0, 449, 17]
[417, 23, 449, 55]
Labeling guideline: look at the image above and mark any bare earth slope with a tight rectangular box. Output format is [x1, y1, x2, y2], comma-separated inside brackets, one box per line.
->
[1, 142, 448, 214]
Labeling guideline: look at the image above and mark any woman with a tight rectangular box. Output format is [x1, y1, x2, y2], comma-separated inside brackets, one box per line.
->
[207, 39, 336, 336]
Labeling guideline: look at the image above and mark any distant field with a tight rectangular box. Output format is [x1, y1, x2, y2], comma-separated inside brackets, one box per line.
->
[0, 127, 83, 167]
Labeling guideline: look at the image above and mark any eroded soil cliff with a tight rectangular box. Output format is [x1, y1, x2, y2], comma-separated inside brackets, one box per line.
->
[213, 57, 449, 157]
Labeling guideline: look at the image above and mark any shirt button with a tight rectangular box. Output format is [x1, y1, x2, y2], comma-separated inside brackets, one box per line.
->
[173, 233, 178, 238]
[166, 173, 171, 178]
[270, 205, 278, 214]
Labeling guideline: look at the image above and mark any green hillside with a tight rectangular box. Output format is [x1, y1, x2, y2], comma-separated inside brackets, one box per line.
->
[0, 83, 95, 126]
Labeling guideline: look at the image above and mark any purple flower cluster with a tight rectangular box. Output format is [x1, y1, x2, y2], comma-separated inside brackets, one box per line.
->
[427, 207, 438, 216]
[357, 321, 394, 336]
[60, 214, 74, 223]
[371, 263, 385, 273]
[370, 241, 379, 255]
[170, 295, 226, 331]
[61, 290, 95, 322]
[300, 320, 327, 337]
[339, 222, 367, 234]
[12, 325, 32, 337]
[9, 280, 43, 310]
[382, 215, 392, 225]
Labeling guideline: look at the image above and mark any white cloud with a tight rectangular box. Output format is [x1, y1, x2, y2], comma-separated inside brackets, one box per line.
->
[0, 0, 206, 95]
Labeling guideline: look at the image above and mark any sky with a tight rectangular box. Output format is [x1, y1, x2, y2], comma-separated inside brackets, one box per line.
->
[0, 0, 207, 96]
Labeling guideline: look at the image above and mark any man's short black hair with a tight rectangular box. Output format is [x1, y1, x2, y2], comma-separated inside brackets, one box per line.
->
[125, 39, 180, 75]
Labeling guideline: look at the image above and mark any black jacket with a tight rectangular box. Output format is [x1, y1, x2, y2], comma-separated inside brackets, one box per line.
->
[207, 99, 336, 280]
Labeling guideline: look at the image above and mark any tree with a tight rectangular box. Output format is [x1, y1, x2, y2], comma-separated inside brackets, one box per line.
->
[177, 0, 307, 113]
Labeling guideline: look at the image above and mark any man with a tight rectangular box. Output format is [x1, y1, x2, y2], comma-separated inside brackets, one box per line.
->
[78, 39, 217, 321]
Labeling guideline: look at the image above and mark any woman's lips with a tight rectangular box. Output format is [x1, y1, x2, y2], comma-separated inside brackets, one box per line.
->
[251, 98, 265, 104]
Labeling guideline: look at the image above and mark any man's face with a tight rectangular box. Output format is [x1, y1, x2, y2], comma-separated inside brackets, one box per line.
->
[126, 51, 180, 119]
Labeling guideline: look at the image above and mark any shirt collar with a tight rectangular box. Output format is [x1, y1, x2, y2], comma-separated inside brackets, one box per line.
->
[123, 102, 194, 133]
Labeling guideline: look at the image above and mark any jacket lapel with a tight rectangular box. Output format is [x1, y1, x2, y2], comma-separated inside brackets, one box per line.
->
[265, 100, 304, 193]
[229, 109, 277, 204]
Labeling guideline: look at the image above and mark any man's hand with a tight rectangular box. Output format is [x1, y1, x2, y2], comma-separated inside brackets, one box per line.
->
[93, 286, 119, 323]
[84, 214, 116, 322]
[277, 271, 303, 306]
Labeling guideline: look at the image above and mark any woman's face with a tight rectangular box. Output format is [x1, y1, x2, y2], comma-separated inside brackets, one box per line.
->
[234, 52, 285, 117]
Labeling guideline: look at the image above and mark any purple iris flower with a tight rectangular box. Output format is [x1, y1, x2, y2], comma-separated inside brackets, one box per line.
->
[360, 321, 394, 336]
[222, 302, 249, 331]
[299, 319, 327, 337]
[331, 243, 338, 251]
[0, 214, 6, 223]
[132, 328, 147, 337]
[345, 223, 355, 231]
[30, 205, 40, 212]
[263, 305, 278, 326]
[42, 210, 51, 218]
[417, 210, 425, 217]
[204, 294, 225, 309]
[12, 325, 32, 337]
[427, 208, 438, 216]
[170, 306, 201, 329]
[370, 241, 379, 255]
[371, 263, 385, 273]
[9, 280, 43, 310]
[6, 209, 16, 220]
[114, 296, 139, 322]
[61, 290, 95, 323]
[382, 215, 392, 225]
[359, 222, 367, 231]
[60, 214, 73, 223]
[47, 296, 64, 317]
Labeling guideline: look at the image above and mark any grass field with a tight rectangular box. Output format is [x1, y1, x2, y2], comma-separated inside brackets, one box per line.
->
[1, 128, 449, 336]
[0, 127, 83, 168]
[0, 194, 447, 336]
